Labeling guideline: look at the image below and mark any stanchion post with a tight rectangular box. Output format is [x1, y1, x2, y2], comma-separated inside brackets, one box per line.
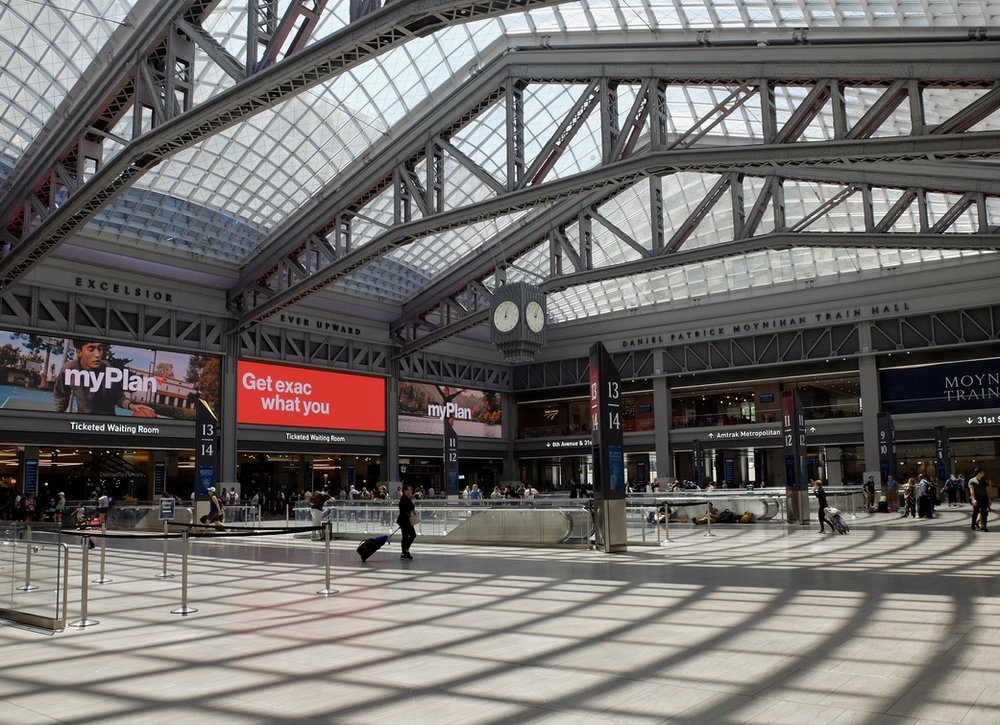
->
[660, 503, 673, 546]
[285, 503, 290, 528]
[93, 524, 113, 584]
[317, 521, 338, 596]
[170, 530, 197, 615]
[850, 491, 858, 520]
[704, 502, 716, 538]
[15, 524, 39, 592]
[70, 537, 99, 628]
[156, 521, 174, 578]
[60, 543, 69, 627]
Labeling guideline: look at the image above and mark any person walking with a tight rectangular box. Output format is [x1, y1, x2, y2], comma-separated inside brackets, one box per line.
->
[813, 479, 835, 533]
[96, 491, 110, 525]
[397, 484, 417, 560]
[968, 467, 990, 532]
[864, 475, 876, 512]
[54, 492, 66, 526]
[308, 489, 332, 540]
[903, 478, 916, 518]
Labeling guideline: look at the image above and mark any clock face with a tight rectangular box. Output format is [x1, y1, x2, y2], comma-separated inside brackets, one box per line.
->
[493, 299, 520, 332]
[525, 300, 545, 333]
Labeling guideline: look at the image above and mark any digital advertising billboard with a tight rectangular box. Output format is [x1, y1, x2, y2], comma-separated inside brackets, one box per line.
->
[237, 360, 385, 432]
[881, 358, 1000, 414]
[398, 382, 501, 438]
[0, 329, 219, 420]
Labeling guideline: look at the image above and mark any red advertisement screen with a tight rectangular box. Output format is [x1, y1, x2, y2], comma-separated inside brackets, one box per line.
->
[237, 360, 385, 431]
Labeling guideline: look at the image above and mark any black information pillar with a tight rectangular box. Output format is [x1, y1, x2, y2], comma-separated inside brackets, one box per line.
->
[934, 426, 950, 483]
[781, 389, 809, 524]
[195, 398, 221, 497]
[443, 416, 459, 495]
[877, 412, 897, 488]
[589, 342, 626, 552]
[693, 440, 705, 488]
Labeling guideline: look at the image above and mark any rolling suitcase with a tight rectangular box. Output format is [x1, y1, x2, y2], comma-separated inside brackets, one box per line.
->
[826, 507, 849, 534]
[356, 536, 383, 562]
[356, 527, 399, 562]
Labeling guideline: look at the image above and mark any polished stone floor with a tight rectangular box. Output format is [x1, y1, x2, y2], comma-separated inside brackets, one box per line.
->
[2, 505, 999, 724]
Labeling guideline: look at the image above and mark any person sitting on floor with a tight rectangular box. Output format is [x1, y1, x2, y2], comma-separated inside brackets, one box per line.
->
[693, 503, 720, 525]
[199, 486, 226, 530]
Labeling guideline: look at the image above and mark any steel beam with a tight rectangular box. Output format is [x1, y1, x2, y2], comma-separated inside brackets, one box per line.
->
[0, 0, 574, 288]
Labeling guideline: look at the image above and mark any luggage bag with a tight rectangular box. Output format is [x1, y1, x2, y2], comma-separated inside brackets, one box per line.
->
[356, 527, 399, 562]
[826, 507, 850, 534]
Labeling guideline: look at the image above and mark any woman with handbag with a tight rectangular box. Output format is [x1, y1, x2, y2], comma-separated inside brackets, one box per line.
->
[397, 484, 418, 560]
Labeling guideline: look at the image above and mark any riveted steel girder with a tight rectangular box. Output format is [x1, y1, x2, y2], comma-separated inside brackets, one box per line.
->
[222, 40, 1000, 353]
[0, 0, 575, 290]
[509, 302, 1000, 389]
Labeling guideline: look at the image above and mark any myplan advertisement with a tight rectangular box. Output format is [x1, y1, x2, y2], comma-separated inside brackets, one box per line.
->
[0, 329, 219, 419]
[398, 382, 502, 438]
[237, 360, 385, 431]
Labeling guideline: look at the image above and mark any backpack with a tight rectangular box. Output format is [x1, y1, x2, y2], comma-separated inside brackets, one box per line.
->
[739, 511, 755, 524]
[718, 509, 736, 523]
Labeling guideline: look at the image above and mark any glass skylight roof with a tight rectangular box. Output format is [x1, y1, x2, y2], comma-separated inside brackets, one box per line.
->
[1, 0, 998, 328]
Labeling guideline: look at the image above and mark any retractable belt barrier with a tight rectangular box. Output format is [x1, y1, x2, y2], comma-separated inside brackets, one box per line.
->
[60, 522, 334, 627]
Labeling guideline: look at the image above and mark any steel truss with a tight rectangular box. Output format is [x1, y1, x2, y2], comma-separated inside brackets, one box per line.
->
[396, 353, 512, 391]
[0, 0, 572, 290]
[222, 41, 1000, 350]
[0, 285, 227, 353]
[0, 281, 510, 388]
[511, 303, 1000, 389]
[0, 0, 214, 238]
[237, 324, 388, 374]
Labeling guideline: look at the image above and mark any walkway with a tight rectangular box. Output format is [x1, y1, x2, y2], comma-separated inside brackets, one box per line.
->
[2, 506, 998, 724]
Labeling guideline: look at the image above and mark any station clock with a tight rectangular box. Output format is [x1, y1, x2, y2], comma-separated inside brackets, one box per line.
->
[490, 282, 547, 362]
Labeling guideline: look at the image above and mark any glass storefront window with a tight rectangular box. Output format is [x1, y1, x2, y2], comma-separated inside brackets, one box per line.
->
[672, 389, 759, 428]
[516, 373, 861, 438]
[518, 398, 591, 438]
[672, 375, 861, 429]
[622, 393, 655, 432]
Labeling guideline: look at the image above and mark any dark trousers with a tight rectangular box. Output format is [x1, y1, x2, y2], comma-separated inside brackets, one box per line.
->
[972, 504, 989, 531]
[400, 523, 416, 553]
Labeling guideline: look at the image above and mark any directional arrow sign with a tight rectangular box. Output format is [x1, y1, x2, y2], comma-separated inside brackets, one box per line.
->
[967, 415, 1000, 425]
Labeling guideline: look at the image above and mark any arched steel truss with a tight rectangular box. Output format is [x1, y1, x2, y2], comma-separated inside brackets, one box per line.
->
[0, 0, 571, 288]
[223, 41, 1000, 350]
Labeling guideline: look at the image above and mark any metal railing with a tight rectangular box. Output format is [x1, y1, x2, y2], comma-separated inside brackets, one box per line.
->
[290, 487, 864, 545]
[293, 501, 593, 546]
[1, 525, 70, 631]
[63, 503, 262, 529]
